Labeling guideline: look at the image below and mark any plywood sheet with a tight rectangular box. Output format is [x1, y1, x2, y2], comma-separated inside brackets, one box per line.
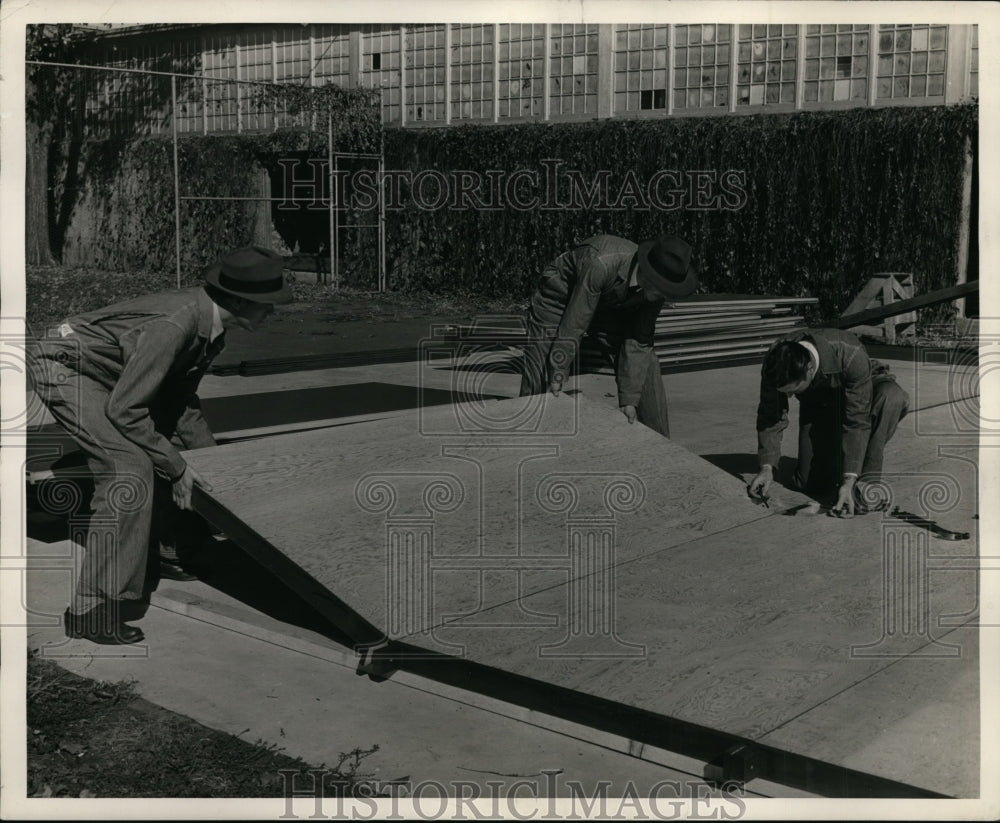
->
[184, 393, 770, 641]
[408, 501, 978, 775]
[757, 631, 979, 798]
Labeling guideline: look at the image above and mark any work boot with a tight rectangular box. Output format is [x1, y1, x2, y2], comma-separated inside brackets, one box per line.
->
[63, 604, 144, 645]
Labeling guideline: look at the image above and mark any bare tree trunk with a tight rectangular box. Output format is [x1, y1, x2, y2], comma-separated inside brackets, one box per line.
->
[250, 162, 272, 247]
[26, 119, 56, 265]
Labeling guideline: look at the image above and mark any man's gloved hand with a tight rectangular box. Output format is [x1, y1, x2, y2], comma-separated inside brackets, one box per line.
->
[172, 465, 213, 511]
[549, 377, 563, 396]
[621, 404, 637, 424]
[748, 465, 773, 499]
[831, 476, 857, 518]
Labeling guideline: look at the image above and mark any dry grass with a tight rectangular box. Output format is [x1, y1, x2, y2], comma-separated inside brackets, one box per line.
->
[25, 265, 526, 334]
[26, 651, 376, 798]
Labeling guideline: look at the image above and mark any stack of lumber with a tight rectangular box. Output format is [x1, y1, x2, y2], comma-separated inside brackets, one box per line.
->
[581, 294, 817, 372]
[446, 294, 817, 372]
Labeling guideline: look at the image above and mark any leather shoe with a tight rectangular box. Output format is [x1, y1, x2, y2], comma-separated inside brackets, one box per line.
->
[63, 606, 145, 645]
[159, 557, 198, 581]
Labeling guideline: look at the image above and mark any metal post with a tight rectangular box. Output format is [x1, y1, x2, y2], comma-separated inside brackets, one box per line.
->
[379, 148, 386, 292]
[492, 24, 500, 123]
[235, 40, 241, 133]
[444, 24, 453, 124]
[867, 25, 879, 106]
[667, 25, 675, 116]
[171, 75, 182, 289]
[328, 111, 337, 288]
[400, 25, 407, 126]
[543, 24, 552, 120]
[794, 25, 805, 110]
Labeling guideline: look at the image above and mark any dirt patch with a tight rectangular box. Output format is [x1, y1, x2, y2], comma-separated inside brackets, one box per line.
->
[26, 651, 377, 798]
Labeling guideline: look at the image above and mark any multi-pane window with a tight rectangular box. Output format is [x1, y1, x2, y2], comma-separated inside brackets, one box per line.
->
[86, 42, 165, 136]
[361, 25, 402, 122]
[550, 24, 599, 116]
[736, 24, 797, 106]
[613, 24, 668, 113]
[451, 24, 494, 120]
[876, 24, 947, 99]
[803, 24, 870, 103]
[313, 25, 352, 88]
[498, 24, 545, 118]
[674, 24, 731, 110]
[79, 22, 977, 131]
[969, 24, 978, 98]
[172, 39, 206, 135]
[406, 24, 447, 122]
[241, 29, 274, 131]
[203, 33, 238, 132]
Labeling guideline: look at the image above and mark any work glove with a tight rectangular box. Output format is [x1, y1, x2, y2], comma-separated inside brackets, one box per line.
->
[621, 404, 637, 424]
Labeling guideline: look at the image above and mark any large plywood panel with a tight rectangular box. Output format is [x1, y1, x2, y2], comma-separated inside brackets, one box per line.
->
[184, 393, 771, 640]
[757, 631, 979, 798]
[398, 402, 980, 795]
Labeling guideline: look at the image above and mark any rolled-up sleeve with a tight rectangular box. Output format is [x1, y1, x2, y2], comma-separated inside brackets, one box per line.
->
[756, 367, 789, 469]
[106, 320, 190, 481]
[617, 299, 662, 407]
[839, 343, 873, 476]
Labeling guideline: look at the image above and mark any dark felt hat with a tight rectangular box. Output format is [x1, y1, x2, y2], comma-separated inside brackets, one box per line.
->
[635, 236, 698, 299]
[204, 246, 293, 304]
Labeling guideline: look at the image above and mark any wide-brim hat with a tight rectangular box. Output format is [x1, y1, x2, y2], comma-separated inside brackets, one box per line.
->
[204, 246, 293, 304]
[635, 235, 698, 299]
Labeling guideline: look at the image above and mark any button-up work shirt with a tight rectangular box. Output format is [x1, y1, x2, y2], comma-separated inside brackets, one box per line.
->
[530, 235, 663, 407]
[756, 327, 874, 476]
[39, 287, 226, 481]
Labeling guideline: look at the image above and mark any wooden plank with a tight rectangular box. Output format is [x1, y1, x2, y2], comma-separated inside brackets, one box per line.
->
[843, 276, 890, 316]
[836, 281, 979, 329]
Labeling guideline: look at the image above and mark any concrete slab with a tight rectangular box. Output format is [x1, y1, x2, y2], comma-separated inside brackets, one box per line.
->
[21, 538, 744, 798]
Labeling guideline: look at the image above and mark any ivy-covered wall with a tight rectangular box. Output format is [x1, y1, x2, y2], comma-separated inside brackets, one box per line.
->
[381, 104, 977, 321]
[56, 103, 976, 321]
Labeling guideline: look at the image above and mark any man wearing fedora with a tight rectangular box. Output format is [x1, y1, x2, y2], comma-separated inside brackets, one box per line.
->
[30, 246, 292, 644]
[520, 234, 697, 436]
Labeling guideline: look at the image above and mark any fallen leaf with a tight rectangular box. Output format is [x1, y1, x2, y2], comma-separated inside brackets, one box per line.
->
[58, 740, 86, 756]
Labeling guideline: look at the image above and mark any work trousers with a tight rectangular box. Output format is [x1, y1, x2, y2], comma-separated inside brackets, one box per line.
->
[795, 375, 909, 495]
[518, 311, 671, 437]
[32, 356, 188, 614]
